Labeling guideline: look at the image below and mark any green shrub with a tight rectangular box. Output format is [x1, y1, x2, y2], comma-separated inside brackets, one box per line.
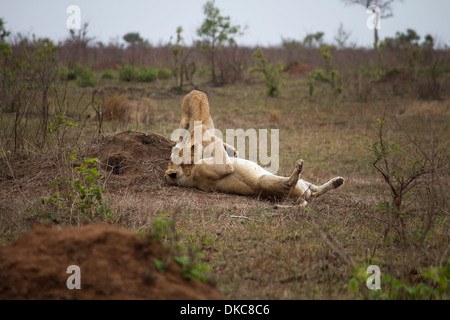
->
[136, 67, 158, 82]
[307, 45, 342, 98]
[117, 64, 159, 82]
[349, 263, 449, 300]
[174, 255, 211, 282]
[100, 69, 115, 80]
[71, 157, 110, 217]
[59, 62, 97, 87]
[250, 48, 284, 97]
[150, 212, 211, 282]
[60, 62, 84, 81]
[76, 68, 97, 87]
[157, 67, 173, 80]
[117, 64, 136, 82]
[44, 151, 112, 220]
[59, 66, 76, 81]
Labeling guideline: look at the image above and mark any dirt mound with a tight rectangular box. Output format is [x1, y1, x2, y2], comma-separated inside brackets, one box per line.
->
[0, 223, 225, 300]
[285, 62, 314, 76]
[0, 131, 175, 197]
[88, 131, 175, 190]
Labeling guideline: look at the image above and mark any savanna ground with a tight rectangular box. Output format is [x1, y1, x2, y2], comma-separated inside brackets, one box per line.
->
[0, 37, 449, 299]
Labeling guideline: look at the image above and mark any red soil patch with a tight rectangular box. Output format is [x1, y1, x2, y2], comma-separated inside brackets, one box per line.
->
[0, 223, 225, 300]
[285, 62, 314, 76]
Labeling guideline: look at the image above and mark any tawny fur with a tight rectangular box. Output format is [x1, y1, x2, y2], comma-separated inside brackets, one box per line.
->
[165, 133, 344, 204]
[177, 90, 237, 157]
[179, 90, 215, 132]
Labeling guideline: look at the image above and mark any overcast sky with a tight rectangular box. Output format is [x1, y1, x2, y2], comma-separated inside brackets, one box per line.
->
[1, 0, 449, 48]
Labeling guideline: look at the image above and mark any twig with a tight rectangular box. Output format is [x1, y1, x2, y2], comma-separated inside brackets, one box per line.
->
[273, 204, 294, 209]
[229, 215, 263, 223]
[321, 231, 355, 267]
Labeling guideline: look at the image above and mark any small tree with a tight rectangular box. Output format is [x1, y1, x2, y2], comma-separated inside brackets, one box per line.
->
[169, 26, 184, 89]
[382, 29, 421, 49]
[303, 32, 324, 48]
[169, 26, 194, 92]
[65, 23, 94, 64]
[123, 32, 149, 65]
[342, 0, 403, 48]
[0, 18, 11, 42]
[422, 34, 434, 49]
[396, 29, 420, 46]
[197, 0, 243, 85]
[250, 49, 284, 97]
[334, 23, 353, 49]
[123, 32, 145, 47]
[307, 45, 342, 98]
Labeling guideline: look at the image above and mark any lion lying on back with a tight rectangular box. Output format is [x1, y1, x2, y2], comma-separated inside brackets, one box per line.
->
[165, 90, 344, 203]
[166, 116, 344, 204]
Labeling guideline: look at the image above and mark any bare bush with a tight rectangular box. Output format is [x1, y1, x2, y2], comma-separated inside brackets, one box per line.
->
[364, 116, 448, 247]
[216, 46, 249, 84]
[0, 38, 60, 152]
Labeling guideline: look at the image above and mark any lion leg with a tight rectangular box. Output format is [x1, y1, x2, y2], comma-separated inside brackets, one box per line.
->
[194, 158, 234, 181]
[286, 159, 303, 187]
[306, 177, 345, 198]
[178, 116, 189, 130]
[176, 117, 190, 144]
[257, 159, 304, 199]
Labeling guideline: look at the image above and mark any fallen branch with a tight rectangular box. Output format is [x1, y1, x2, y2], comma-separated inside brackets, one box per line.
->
[321, 231, 355, 267]
[229, 215, 263, 223]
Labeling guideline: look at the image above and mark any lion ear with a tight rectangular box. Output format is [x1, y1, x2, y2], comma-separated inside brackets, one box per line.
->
[165, 168, 177, 175]
[181, 164, 193, 176]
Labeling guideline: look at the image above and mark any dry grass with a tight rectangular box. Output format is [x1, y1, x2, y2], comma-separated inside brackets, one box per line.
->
[128, 97, 154, 126]
[0, 72, 449, 300]
[268, 109, 281, 124]
[103, 93, 129, 122]
[102, 93, 154, 125]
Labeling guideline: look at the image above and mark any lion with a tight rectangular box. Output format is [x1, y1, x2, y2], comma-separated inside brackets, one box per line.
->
[165, 130, 344, 204]
[178, 90, 215, 132]
[177, 90, 237, 157]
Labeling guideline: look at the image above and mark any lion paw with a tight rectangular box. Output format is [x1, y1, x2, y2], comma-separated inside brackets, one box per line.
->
[332, 177, 344, 188]
[296, 159, 304, 173]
